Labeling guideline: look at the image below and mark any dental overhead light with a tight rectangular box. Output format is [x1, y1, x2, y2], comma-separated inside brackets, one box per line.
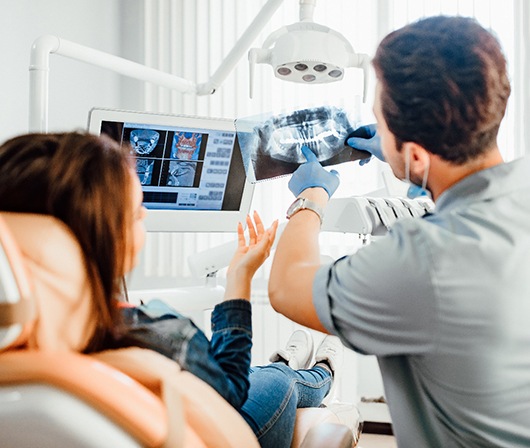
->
[248, 0, 370, 100]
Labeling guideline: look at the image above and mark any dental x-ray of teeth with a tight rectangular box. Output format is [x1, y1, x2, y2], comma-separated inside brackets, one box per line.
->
[166, 161, 197, 187]
[130, 129, 160, 155]
[171, 132, 202, 160]
[235, 106, 370, 182]
[136, 158, 154, 185]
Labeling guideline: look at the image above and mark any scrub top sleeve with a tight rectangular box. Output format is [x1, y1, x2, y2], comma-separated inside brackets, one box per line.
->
[312, 219, 438, 356]
[313, 263, 338, 334]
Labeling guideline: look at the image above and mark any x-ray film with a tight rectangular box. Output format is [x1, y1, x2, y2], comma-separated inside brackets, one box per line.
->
[235, 106, 370, 182]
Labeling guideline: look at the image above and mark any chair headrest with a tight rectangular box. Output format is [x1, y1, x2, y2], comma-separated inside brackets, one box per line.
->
[0, 215, 35, 352]
[0, 212, 94, 352]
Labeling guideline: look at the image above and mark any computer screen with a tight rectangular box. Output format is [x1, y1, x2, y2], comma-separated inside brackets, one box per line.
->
[88, 108, 254, 232]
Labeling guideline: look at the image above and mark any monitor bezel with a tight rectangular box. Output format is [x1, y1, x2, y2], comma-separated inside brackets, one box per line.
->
[88, 108, 255, 233]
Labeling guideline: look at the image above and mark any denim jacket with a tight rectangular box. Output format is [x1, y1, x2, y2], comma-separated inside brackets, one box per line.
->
[111, 299, 252, 409]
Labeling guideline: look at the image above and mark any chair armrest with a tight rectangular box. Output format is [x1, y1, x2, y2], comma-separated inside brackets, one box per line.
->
[94, 347, 260, 448]
[0, 350, 167, 447]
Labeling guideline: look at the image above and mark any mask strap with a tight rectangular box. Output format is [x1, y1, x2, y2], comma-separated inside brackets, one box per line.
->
[405, 145, 411, 183]
[421, 156, 430, 191]
[406, 144, 430, 190]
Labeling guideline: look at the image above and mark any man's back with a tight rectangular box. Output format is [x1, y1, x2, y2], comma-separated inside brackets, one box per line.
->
[381, 157, 530, 447]
[312, 157, 530, 446]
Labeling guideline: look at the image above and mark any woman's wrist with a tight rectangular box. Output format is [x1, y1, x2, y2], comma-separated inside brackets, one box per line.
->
[224, 268, 253, 301]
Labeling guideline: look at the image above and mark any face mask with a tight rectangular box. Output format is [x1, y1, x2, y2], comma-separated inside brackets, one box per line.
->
[407, 184, 429, 199]
[404, 145, 431, 199]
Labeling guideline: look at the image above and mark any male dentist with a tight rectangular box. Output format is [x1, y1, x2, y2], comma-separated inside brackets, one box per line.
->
[269, 15, 530, 447]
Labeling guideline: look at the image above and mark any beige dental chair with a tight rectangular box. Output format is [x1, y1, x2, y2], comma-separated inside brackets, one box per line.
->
[0, 212, 356, 448]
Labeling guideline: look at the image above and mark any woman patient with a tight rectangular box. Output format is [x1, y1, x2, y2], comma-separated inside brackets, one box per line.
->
[0, 132, 343, 448]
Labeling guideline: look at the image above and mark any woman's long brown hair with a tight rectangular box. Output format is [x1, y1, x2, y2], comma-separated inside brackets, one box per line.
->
[0, 132, 135, 352]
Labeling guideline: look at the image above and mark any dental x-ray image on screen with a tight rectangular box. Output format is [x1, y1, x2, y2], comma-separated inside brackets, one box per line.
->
[130, 129, 160, 155]
[125, 127, 204, 190]
[89, 108, 254, 233]
[171, 132, 202, 160]
[235, 106, 370, 182]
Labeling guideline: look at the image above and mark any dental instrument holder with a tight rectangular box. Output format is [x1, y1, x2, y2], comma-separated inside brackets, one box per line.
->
[321, 196, 434, 237]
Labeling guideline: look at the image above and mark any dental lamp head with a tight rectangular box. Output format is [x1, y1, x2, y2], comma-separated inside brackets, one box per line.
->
[248, 21, 370, 101]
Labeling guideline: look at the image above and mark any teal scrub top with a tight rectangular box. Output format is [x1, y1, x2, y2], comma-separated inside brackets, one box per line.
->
[314, 157, 530, 447]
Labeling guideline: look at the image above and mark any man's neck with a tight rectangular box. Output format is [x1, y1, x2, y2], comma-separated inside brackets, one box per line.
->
[429, 147, 504, 201]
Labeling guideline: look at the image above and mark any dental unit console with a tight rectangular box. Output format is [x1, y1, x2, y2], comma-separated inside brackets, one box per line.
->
[88, 108, 254, 233]
[322, 196, 434, 236]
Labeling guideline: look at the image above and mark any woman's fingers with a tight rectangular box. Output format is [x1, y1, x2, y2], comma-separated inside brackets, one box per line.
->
[253, 210, 265, 241]
[241, 212, 278, 252]
[246, 214, 257, 244]
[237, 221, 246, 249]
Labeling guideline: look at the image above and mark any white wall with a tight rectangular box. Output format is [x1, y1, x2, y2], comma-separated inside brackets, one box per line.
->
[0, 0, 144, 143]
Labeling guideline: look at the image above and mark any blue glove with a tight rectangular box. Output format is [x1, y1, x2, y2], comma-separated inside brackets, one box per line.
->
[288, 145, 340, 198]
[346, 124, 384, 166]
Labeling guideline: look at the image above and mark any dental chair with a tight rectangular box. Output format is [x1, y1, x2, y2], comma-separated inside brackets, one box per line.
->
[0, 212, 356, 448]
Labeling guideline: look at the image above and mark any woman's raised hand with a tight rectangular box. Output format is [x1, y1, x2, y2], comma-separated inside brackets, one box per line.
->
[224, 211, 278, 301]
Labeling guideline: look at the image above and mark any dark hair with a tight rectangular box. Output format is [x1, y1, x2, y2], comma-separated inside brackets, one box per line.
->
[0, 132, 134, 352]
[372, 15, 511, 164]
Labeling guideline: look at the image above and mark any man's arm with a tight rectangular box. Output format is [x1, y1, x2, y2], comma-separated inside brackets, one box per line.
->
[269, 186, 330, 333]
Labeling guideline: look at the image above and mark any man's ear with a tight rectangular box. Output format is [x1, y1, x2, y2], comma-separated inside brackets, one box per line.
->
[403, 141, 430, 176]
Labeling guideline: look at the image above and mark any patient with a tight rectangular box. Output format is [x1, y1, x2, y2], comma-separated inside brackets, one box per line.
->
[0, 132, 343, 448]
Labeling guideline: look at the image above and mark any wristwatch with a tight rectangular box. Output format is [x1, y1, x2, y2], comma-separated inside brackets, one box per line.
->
[286, 197, 324, 225]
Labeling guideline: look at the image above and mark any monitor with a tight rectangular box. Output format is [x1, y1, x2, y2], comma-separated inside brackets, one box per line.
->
[88, 108, 254, 232]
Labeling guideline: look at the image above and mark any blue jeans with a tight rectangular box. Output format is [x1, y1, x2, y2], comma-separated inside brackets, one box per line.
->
[242, 363, 332, 448]
[114, 299, 332, 446]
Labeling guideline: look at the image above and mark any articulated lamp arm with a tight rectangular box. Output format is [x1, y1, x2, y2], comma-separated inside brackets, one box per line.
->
[28, 35, 197, 132]
[29, 0, 285, 133]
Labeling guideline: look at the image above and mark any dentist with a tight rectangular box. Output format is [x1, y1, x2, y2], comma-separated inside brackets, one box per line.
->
[269, 15, 530, 447]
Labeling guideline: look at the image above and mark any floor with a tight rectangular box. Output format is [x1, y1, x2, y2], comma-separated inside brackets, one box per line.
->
[358, 433, 397, 448]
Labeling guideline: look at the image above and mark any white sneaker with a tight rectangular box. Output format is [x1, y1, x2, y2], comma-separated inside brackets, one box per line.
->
[269, 329, 314, 370]
[314, 335, 344, 376]
[314, 335, 344, 406]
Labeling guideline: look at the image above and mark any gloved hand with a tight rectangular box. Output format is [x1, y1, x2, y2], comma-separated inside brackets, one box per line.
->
[288, 145, 340, 198]
[346, 124, 384, 166]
